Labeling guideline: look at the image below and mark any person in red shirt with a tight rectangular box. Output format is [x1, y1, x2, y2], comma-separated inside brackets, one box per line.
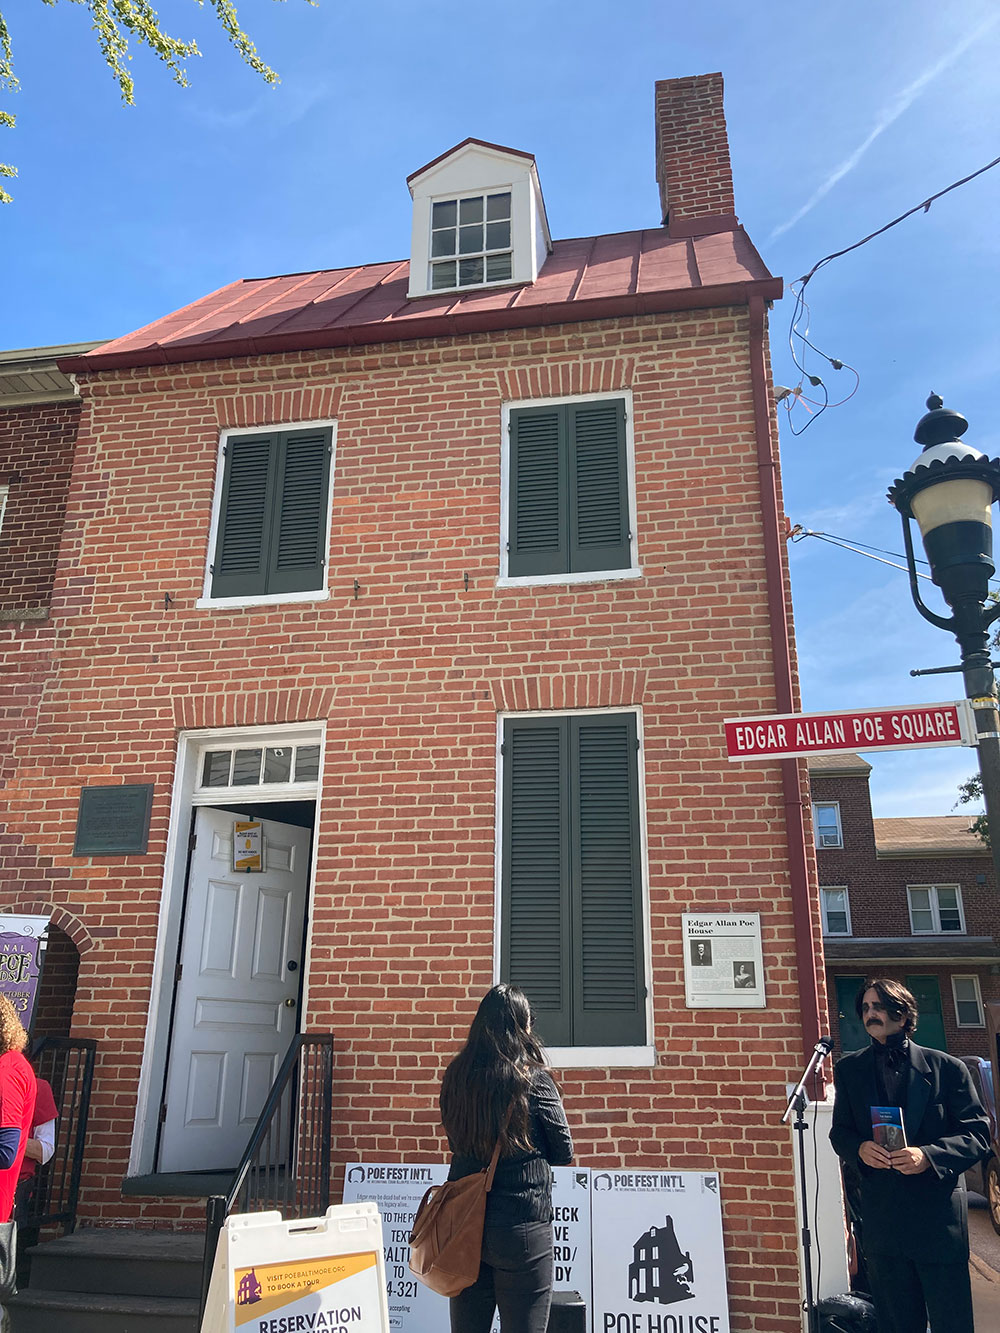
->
[16, 1076, 58, 1200]
[0, 996, 36, 1224]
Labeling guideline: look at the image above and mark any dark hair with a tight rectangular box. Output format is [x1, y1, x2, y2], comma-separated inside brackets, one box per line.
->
[854, 978, 918, 1034]
[440, 984, 545, 1162]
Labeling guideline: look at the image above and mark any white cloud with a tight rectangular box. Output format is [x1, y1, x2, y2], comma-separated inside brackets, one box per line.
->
[769, 12, 1000, 241]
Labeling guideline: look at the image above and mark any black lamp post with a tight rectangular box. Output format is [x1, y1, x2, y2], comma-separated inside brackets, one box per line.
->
[888, 394, 1000, 882]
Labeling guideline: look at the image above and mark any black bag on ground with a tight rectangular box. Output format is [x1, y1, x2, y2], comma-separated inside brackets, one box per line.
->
[0, 1220, 18, 1299]
[817, 1292, 877, 1333]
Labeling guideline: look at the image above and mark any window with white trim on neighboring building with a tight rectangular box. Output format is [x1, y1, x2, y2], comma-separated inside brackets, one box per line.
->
[813, 802, 843, 849]
[951, 975, 985, 1027]
[907, 884, 965, 934]
[820, 887, 851, 935]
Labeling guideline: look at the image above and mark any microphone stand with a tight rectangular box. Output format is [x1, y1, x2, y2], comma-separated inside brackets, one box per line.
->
[781, 1038, 833, 1333]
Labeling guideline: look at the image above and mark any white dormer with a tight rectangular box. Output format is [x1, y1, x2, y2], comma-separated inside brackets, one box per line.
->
[406, 138, 552, 300]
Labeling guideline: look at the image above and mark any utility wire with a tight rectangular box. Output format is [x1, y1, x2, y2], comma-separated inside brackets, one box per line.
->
[789, 525, 1000, 587]
[780, 152, 1000, 435]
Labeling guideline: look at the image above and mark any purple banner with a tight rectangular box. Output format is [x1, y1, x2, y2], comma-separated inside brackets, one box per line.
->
[0, 932, 43, 1029]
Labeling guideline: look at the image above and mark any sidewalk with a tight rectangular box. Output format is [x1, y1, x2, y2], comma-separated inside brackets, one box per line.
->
[971, 1250, 1000, 1329]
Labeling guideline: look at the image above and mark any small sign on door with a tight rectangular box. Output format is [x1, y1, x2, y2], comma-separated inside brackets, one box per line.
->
[233, 820, 264, 872]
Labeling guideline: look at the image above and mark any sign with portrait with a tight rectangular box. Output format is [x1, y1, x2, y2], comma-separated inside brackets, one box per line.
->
[682, 914, 765, 1009]
[0, 914, 50, 1028]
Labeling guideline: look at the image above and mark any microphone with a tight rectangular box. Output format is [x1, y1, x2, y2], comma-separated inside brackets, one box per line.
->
[815, 1035, 834, 1056]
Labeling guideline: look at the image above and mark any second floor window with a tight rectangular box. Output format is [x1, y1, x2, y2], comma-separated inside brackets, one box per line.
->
[208, 426, 333, 601]
[820, 887, 851, 935]
[907, 884, 965, 934]
[813, 802, 843, 849]
[506, 398, 632, 580]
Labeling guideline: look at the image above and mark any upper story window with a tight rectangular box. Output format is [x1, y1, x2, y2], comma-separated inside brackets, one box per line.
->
[407, 139, 550, 300]
[907, 884, 965, 934]
[820, 887, 851, 935]
[199, 423, 335, 608]
[430, 192, 512, 290]
[500, 393, 638, 586]
[813, 802, 843, 849]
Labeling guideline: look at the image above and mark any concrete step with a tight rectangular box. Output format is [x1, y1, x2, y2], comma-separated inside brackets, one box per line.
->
[24, 1228, 205, 1299]
[7, 1288, 199, 1333]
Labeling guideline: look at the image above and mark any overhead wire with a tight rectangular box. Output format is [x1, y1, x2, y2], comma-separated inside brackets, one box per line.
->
[779, 151, 1000, 435]
[789, 525, 1000, 587]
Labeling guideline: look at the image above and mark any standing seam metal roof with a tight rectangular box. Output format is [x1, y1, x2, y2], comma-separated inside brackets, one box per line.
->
[61, 226, 780, 373]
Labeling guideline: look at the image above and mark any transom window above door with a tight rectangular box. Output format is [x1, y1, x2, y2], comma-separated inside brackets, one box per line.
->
[195, 740, 321, 797]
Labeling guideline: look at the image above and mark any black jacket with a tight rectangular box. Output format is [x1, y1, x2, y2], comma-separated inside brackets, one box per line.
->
[830, 1040, 990, 1262]
[447, 1069, 573, 1225]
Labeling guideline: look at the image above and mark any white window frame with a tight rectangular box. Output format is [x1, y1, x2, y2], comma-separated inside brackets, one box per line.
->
[820, 886, 852, 936]
[493, 705, 655, 1068]
[427, 188, 514, 294]
[813, 801, 843, 849]
[196, 419, 338, 610]
[907, 883, 966, 935]
[498, 390, 641, 588]
[951, 974, 985, 1027]
[0, 485, 8, 537]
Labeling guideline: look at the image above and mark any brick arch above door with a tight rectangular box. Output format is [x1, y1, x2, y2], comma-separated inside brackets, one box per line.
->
[172, 687, 337, 731]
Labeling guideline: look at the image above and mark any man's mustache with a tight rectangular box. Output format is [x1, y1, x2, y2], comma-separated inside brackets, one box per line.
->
[866, 1018, 883, 1025]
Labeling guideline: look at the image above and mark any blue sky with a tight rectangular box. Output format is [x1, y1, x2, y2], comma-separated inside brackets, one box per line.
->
[4, 0, 999, 816]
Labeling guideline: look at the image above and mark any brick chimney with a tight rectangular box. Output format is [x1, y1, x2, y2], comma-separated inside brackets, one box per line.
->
[655, 73, 737, 238]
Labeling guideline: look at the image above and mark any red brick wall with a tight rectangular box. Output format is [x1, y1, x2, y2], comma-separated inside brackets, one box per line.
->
[0, 401, 79, 618]
[812, 772, 1000, 1059]
[0, 309, 816, 1330]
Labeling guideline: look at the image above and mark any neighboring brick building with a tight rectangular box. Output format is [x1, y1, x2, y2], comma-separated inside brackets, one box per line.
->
[809, 753, 1000, 1059]
[2, 76, 826, 1330]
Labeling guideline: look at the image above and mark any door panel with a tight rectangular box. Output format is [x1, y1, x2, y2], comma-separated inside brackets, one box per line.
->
[158, 808, 310, 1172]
[906, 975, 947, 1051]
[834, 975, 868, 1054]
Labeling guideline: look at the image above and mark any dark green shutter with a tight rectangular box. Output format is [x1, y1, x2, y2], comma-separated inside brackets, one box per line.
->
[502, 713, 645, 1048]
[569, 401, 630, 573]
[571, 714, 644, 1045]
[211, 427, 331, 599]
[501, 719, 573, 1046]
[268, 430, 332, 594]
[509, 407, 566, 577]
[508, 401, 629, 578]
[211, 433, 278, 598]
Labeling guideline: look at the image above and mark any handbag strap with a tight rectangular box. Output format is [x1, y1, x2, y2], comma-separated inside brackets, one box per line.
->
[484, 1102, 516, 1192]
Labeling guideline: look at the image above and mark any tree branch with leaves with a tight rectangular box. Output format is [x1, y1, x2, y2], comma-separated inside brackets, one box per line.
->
[1, 0, 308, 203]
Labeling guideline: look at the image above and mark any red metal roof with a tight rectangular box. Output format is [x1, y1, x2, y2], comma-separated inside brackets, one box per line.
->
[62, 227, 780, 374]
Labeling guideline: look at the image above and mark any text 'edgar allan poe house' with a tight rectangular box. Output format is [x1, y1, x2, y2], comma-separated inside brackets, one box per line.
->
[1, 75, 826, 1331]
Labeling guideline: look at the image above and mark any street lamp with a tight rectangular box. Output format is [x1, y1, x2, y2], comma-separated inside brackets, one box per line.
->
[888, 394, 1000, 881]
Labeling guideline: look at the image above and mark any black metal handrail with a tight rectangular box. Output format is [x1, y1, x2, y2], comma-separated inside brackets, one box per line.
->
[200, 1033, 334, 1317]
[18, 1037, 97, 1235]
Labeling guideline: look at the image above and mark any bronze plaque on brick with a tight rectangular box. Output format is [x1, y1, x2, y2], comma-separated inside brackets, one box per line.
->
[73, 784, 154, 855]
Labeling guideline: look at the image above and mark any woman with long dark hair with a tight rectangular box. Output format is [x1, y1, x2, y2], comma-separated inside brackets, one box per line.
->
[440, 984, 573, 1333]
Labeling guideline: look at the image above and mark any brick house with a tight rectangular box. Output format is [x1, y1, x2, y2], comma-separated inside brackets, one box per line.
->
[2, 75, 828, 1330]
[809, 753, 1000, 1058]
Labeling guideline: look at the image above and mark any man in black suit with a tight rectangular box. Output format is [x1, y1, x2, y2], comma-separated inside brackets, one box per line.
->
[830, 977, 991, 1333]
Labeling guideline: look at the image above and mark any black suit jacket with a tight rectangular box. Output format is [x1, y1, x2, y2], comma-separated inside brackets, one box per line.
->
[830, 1041, 990, 1262]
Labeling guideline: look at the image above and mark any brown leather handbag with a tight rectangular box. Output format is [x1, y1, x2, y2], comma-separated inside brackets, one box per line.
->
[408, 1136, 504, 1297]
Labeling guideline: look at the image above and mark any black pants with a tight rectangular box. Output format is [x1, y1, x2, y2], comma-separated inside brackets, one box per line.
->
[865, 1248, 974, 1333]
[450, 1220, 553, 1333]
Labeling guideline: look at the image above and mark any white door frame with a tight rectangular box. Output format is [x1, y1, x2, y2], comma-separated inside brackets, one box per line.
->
[129, 721, 325, 1176]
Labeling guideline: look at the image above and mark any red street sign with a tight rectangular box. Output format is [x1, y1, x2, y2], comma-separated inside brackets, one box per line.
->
[724, 701, 976, 762]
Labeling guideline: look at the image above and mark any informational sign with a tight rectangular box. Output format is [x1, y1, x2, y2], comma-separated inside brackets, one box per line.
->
[343, 1163, 593, 1332]
[590, 1170, 729, 1333]
[683, 914, 765, 1010]
[200, 1203, 390, 1333]
[724, 700, 974, 762]
[233, 820, 264, 872]
[0, 915, 49, 1028]
[73, 783, 154, 854]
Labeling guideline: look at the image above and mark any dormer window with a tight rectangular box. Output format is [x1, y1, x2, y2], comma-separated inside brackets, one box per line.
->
[407, 138, 551, 300]
[430, 192, 513, 290]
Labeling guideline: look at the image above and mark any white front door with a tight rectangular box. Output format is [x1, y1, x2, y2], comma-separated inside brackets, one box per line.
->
[158, 807, 311, 1172]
